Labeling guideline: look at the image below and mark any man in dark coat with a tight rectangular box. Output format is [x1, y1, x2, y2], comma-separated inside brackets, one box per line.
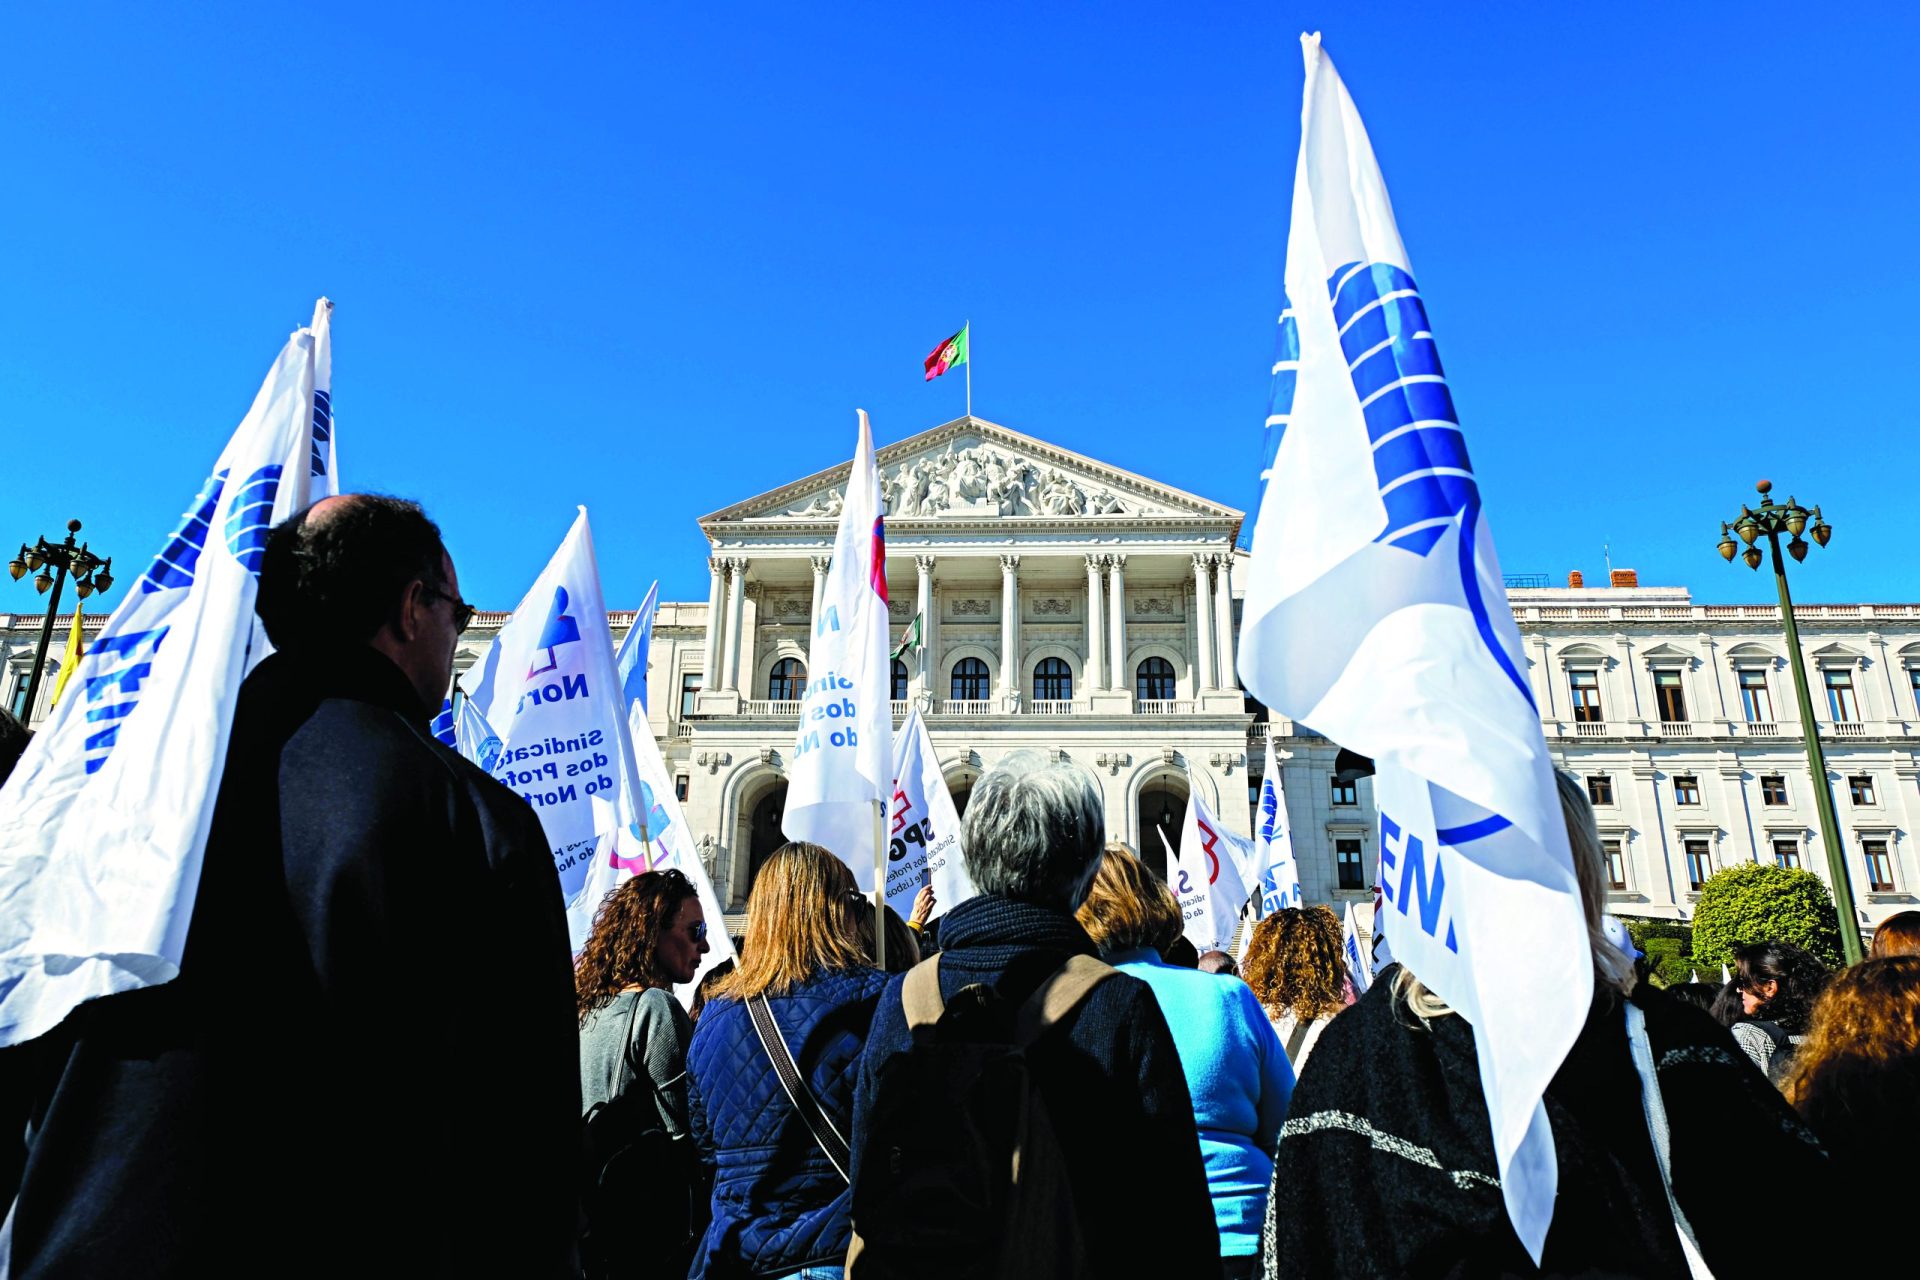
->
[6, 495, 581, 1277]
[849, 750, 1219, 1278]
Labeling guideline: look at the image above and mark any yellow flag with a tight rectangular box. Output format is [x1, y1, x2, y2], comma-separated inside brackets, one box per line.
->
[49, 607, 85, 707]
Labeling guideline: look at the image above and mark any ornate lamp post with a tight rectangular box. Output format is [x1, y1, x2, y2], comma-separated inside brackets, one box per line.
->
[7, 520, 115, 724]
[1715, 480, 1861, 964]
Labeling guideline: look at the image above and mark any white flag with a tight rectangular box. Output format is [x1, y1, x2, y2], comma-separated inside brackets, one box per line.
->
[1252, 737, 1302, 915]
[1171, 783, 1254, 956]
[308, 297, 337, 499]
[0, 312, 324, 1044]
[783, 410, 893, 890]
[454, 695, 504, 774]
[460, 509, 633, 944]
[1720, 963, 1731, 985]
[1238, 34, 1589, 1260]
[886, 707, 976, 922]
[1343, 901, 1373, 997]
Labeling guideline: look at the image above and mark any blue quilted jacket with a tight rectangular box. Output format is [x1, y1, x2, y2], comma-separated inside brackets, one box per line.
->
[685, 966, 889, 1278]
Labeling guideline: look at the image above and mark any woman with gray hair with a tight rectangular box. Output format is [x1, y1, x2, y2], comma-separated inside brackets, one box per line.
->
[848, 751, 1217, 1276]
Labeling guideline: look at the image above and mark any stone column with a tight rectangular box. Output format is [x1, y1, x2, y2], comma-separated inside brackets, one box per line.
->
[1107, 554, 1128, 692]
[914, 555, 937, 698]
[808, 555, 831, 633]
[741, 581, 762, 697]
[721, 557, 746, 693]
[701, 556, 726, 689]
[1192, 553, 1215, 690]
[1213, 553, 1239, 693]
[1083, 554, 1106, 694]
[999, 554, 1020, 702]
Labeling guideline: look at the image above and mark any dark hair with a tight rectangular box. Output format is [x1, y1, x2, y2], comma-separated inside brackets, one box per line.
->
[1709, 980, 1745, 1028]
[1734, 941, 1831, 1035]
[690, 959, 736, 1023]
[574, 870, 700, 1023]
[256, 495, 449, 650]
[1664, 981, 1721, 1016]
[0, 707, 29, 788]
[1164, 936, 1200, 969]
[854, 897, 921, 975]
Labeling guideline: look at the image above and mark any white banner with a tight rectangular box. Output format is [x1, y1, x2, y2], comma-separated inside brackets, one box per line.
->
[1237, 34, 1589, 1260]
[308, 298, 337, 499]
[1343, 900, 1373, 997]
[783, 410, 893, 890]
[0, 310, 324, 1044]
[1252, 736, 1302, 915]
[1171, 783, 1254, 956]
[460, 509, 632, 940]
[885, 707, 976, 922]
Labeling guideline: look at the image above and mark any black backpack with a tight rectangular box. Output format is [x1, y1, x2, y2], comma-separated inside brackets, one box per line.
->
[578, 1000, 701, 1279]
[847, 953, 1113, 1280]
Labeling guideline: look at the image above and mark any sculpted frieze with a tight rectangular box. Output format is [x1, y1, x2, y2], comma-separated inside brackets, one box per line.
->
[768, 436, 1137, 520]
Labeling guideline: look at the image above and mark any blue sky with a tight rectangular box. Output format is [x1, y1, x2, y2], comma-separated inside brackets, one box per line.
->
[3, 3, 1915, 613]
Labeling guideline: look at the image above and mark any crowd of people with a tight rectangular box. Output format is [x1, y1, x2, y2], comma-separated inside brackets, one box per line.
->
[3, 494, 1916, 1278]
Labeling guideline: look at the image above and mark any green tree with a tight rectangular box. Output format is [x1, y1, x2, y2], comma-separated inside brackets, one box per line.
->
[1622, 918, 1696, 988]
[1691, 862, 1842, 969]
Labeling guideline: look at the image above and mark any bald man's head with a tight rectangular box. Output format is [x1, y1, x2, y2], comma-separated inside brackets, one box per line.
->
[256, 494, 450, 653]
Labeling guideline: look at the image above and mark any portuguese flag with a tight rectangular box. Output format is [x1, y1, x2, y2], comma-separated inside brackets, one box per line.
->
[923, 324, 969, 381]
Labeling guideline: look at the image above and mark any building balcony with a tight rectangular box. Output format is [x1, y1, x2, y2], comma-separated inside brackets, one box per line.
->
[1546, 718, 1915, 743]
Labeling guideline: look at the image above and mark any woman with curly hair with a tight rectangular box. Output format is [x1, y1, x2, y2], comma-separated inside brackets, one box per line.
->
[1241, 905, 1347, 1070]
[1729, 940, 1831, 1084]
[575, 868, 710, 1277]
[1075, 846, 1292, 1280]
[1783, 956, 1920, 1269]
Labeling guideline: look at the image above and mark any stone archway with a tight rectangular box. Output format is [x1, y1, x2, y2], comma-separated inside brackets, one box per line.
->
[1136, 772, 1189, 880]
[747, 783, 790, 894]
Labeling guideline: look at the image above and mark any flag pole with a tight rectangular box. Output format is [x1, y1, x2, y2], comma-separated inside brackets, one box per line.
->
[965, 319, 972, 420]
[873, 799, 888, 968]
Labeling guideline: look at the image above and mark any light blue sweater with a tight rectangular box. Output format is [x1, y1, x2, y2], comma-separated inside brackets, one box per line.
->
[1111, 947, 1296, 1258]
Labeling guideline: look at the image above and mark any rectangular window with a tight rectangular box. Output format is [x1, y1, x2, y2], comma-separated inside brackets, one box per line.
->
[1336, 838, 1364, 890]
[1911, 667, 1920, 717]
[1587, 775, 1614, 806]
[1825, 669, 1858, 722]
[1652, 670, 1688, 722]
[1685, 839, 1713, 890]
[1331, 777, 1358, 807]
[1865, 840, 1895, 893]
[674, 773, 690, 803]
[1673, 775, 1701, 806]
[7, 674, 28, 720]
[1760, 775, 1788, 806]
[1738, 669, 1774, 722]
[1849, 775, 1877, 806]
[680, 672, 703, 716]
[1772, 839, 1800, 870]
[1568, 670, 1603, 723]
[1603, 839, 1627, 890]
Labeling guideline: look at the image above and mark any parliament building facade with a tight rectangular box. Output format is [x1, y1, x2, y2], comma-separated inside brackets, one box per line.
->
[8, 417, 1918, 937]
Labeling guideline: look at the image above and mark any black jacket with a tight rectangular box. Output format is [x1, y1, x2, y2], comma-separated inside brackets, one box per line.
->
[850, 895, 1219, 1278]
[1263, 974, 1837, 1278]
[8, 647, 581, 1277]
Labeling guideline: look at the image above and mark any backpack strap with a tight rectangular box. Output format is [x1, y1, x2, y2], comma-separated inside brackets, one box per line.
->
[1011, 954, 1114, 1047]
[902, 953, 946, 1032]
[1284, 1016, 1314, 1063]
[747, 994, 852, 1184]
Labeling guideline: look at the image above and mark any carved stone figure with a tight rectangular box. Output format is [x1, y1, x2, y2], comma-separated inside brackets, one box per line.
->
[1087, 486, 1126, 515]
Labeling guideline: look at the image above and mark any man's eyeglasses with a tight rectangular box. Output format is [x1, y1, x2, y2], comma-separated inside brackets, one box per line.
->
[421, 584, 477, 631]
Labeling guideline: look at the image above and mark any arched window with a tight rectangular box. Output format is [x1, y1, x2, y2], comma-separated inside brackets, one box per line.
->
[890, 658, 909, 701]
[1136, 656, 1176, 701]
[1034, 657, 1073, 701]
[950, 656, 990, 701]
[769, 657, 807, 701]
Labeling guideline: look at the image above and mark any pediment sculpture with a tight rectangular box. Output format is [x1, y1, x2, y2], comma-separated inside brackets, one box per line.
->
[773, 438, 1133, 520]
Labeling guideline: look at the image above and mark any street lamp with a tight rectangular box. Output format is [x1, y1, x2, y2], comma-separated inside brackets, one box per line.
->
[6, 519, 115, 724]
[1716, 480, 1860, 964]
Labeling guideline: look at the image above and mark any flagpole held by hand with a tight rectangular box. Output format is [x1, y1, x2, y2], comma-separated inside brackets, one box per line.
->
[873, 798, 887, 969]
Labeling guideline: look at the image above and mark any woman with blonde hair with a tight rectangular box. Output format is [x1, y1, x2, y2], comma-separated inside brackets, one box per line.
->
[684, 842, 887, 1280]
[1260, 772, 1837, 1278]
[1077, 846, 1293, 1280]
[1241, 906, 1347, 1071]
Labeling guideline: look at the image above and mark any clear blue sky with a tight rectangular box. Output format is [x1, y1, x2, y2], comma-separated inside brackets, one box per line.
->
[4, 3, 1915, 613]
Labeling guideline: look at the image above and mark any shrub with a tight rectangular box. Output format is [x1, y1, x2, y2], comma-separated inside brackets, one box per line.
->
[1622, 918, 1696, 987]
[1691, 862, 1842, 970]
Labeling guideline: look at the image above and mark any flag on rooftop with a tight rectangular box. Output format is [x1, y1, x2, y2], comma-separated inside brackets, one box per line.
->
[923, 325, 969, 381]
[0, 306, 326, 1045]
[1237, 34, 1590, 1262]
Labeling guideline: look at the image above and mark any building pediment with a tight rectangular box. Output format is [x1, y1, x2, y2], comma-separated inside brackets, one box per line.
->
[700, 416, 1240, 530]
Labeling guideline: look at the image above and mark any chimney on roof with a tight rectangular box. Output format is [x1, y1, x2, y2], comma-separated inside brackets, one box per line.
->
[1609, 569, 1638, 588]
[1567, 570, 1584, 588]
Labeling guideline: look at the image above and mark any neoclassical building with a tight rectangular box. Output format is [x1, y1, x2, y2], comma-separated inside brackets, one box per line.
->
[7, 416, 1917, 935]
